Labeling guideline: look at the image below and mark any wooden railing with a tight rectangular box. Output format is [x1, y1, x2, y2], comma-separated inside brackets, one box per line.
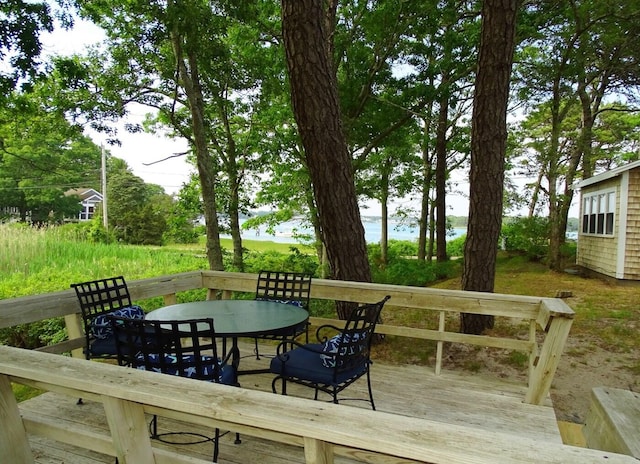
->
[1, 345, 636, 464]
[0, 270, 574, 405]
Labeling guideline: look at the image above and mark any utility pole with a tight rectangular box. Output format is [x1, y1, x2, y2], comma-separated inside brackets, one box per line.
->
[101, 145, 108, 230]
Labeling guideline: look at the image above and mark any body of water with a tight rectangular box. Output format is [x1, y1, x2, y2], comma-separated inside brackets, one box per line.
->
[228, 218, 466, 244]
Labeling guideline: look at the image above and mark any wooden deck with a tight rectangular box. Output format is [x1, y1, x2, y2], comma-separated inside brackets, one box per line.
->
[19, 341, 563, 464]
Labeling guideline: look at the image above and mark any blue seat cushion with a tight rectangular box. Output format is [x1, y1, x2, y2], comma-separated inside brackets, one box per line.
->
[88, 333, 118, 356]
[90, 305, 145, 340]
[135, 353, 236, 385]
[270, 343, 367, 386]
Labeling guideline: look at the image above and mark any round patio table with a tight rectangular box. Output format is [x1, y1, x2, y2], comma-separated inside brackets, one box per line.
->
[146, 299, 308, 374]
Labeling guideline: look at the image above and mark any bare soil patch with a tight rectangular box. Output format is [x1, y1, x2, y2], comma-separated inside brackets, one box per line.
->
[431, 263, 640, 424]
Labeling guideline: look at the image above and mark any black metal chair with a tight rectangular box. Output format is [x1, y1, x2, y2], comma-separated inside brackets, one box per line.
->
[270, 295, 390, 410]
[253, 270, 312, 359]
[70, 276, 144, 362]
[108, 316, 239, 463]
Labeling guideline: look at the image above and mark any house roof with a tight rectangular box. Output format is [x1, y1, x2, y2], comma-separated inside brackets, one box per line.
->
[64, 188, 103, 202]
[576, 160, 640, 189]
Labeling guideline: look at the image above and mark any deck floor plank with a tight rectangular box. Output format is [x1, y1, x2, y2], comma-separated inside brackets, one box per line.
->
[19, 341, 562, 464]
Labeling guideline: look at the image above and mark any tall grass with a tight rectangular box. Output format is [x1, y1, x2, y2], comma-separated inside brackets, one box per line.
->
[0, 224, 207, 299]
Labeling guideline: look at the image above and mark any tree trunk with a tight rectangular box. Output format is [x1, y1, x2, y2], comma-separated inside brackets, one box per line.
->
[220, 97, 244, 272]
[380, 156, 390, 265]
[461, 0, 519, 335]
[435, 88, 449, 262]
[281, 0, 371, 319]
[417, 114, 434, 262]
[170, 28, 224, 271]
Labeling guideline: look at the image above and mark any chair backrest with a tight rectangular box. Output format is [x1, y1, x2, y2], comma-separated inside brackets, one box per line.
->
[255, 270, 312, 310]
[109, 317, 227, 383]
[71, 276, 133, 332]
[326, 296, 391, 373]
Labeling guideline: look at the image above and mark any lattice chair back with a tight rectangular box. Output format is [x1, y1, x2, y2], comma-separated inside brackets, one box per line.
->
[255, 270, 312, 309]
[320, 296, 389, 374]
[108, 316, 237, 462]
[70, 276, 144, 360]
[253, 270, 313, 360]
[109, 317, 234, 384]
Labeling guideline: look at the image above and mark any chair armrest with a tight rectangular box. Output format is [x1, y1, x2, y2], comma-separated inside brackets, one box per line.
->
[315, 324, 342, 342]
[274, 338, 327, 359]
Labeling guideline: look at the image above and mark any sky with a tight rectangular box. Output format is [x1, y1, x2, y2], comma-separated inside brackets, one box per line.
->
[41, 19, 194, 196]
[40, 17, 578, 218]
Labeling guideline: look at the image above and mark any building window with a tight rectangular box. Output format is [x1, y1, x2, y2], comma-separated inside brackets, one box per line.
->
[582, 189, 615, 236]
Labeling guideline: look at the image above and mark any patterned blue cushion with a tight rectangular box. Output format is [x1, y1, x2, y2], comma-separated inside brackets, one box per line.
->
[135, 353, 233, 384]
[319, 332, 363, 368]
[256, 297, 304, 307]
[90, 305, 145, 340]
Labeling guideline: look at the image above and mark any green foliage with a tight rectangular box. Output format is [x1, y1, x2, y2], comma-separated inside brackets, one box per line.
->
[387, 239, 418, 257]
[0, 0, 54, 95]
[501, 216, 550, 261]
[446, 234, 466, 257]
[242, 247, 318, 276]
[369, 240, 460, 286]
[106, 163, 171, 245]
[0, 318, 66, 349]
[0, 90, 102, 224]
[164, 178, 200, 244]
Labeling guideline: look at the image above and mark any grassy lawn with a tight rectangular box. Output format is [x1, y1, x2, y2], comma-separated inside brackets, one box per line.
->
[433, 253, 640, 361]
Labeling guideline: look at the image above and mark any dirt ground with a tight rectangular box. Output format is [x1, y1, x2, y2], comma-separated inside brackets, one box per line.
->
[444, 331, 639, 424]
[433, 264, 640, 425]
[548, 336, 639, 423]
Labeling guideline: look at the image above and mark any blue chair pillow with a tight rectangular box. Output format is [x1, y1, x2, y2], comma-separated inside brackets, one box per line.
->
[256, 297, 304, 307]
[90, 305, 145, 340]
[319, 332, 364, 368]
[135, 353, 227, 383]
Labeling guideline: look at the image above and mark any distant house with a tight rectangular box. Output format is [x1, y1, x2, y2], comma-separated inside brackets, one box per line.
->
[575, 160, 640, 282]
[65, 188, 103, 221]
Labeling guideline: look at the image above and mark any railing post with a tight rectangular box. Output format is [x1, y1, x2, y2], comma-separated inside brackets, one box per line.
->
[103, 396, 156, 463]
[64, 313, 85, 358]
[0, 375, 35, 463]
[435, 311, 445, 375]
[163, 293, 178, 306]
[303, 437, 333, 464]
[526, 314, 573, 405]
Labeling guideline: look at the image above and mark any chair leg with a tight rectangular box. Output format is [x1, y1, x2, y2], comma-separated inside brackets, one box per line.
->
[254, 337, 261, 360]
[150, 414, 159, 439]
[213, 428, 220, 462]
[366, 369, 376, 410]
[271, 376, 288, 396]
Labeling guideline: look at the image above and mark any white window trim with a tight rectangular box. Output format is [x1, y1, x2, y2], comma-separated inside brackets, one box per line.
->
[581, 187, 616, 237]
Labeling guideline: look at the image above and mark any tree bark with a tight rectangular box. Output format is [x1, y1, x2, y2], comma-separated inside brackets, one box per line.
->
[461, 0, 519, 334]
[169, 23, 224, 271]
[281, 0, 371, 318]
[435, 86, 449, 263]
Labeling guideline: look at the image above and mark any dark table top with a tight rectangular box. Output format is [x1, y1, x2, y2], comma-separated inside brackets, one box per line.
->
[146, 299, 308, 337]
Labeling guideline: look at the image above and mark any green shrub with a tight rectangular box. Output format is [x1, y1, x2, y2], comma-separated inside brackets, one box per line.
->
[371, 257, 458, 287]
[446, 234, 466, 257]
[242, 247, 318, 276]
[501, 216, 549, 261]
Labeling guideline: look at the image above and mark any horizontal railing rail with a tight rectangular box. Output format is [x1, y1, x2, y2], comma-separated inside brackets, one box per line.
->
[0, 270, 574, 404]
[1, 345, 635, 464]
